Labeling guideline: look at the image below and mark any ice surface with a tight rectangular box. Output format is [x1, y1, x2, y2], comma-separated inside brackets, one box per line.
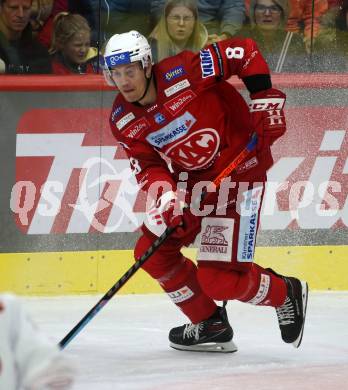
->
[24, 292, 348, 390]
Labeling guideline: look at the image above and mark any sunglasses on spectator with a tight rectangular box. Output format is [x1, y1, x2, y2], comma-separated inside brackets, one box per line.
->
[255, 4, 282, 14]
[167, 15, 195, 23]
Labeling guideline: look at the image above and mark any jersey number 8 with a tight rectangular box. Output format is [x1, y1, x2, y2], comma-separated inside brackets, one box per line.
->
[225, 47, 244, 59]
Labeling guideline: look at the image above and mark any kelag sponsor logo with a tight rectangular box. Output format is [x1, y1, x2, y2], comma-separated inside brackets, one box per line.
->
[146, 111, 196, 148]
[164, 66, 185, 82]
[164, 89, 196, 115]
[123, 117, 150, 138]
[200, 49, 215, 78]
[154, 112, 166, 124]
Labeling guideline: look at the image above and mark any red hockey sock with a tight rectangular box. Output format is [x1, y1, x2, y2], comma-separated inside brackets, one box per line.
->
[197, 263, 287, 307]
[134, 234, 216, 323]
[160, 259, 217, 323]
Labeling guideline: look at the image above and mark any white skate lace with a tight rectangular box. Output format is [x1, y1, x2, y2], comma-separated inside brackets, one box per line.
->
[276, 297, 295, 325]
[183, 323, 204, 340]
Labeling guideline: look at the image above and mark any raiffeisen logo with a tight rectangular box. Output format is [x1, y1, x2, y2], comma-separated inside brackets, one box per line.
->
[164, 66, 185, 82]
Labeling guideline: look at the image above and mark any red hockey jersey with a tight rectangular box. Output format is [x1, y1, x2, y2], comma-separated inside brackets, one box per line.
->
[109, 37, 272, 194]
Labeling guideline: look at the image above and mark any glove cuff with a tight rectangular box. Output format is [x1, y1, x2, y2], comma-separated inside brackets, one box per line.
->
[249, 88, 286, 112]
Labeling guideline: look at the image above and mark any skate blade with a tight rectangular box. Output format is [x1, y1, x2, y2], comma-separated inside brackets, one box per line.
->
[292, 281, 309, 348]
[170, 340, 238, 353]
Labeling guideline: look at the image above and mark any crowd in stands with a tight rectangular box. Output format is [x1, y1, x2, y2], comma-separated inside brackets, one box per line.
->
[0, 0, 347, 75]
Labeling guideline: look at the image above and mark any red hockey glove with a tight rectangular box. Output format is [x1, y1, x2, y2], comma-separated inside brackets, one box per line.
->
[144, 191, 200, 241]
[249, 88, 286, 151]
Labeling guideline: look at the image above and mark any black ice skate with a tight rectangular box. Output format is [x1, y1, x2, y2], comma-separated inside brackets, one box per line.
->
[169, 305, 237, 353]
[275, 275, 308, 348]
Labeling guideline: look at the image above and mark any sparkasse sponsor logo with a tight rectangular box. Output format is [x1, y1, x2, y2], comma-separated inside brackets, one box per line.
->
[164, 90, 197, 115]
[164, 65, 186, 82]
[146, 111, 196, 148]
[238, 187, 263, 261]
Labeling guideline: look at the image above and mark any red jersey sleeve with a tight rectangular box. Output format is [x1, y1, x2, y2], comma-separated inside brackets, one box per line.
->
[183, 37, 271, 93]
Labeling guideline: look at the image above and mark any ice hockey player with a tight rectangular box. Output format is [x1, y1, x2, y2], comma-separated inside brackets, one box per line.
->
[0, 294, 75, 389]
[103, 30, 308, 353]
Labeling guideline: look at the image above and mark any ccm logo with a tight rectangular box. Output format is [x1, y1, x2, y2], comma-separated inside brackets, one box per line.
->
[249, 98, 285, 112]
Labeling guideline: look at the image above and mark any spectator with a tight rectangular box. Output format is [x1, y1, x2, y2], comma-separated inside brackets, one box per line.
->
[148, 0, 208, 62]
[198, 0, 246, 44]
[34, 0, 98, 49]
[153, 0, 245, 43]
[0, 0, 51, 73]
[335, 0, 348, 70]
[242, 0, 310, 72]
[286, 0, 328, 53]
[100, 0, 156, 41]
[49, 12, 98, 74]
[30, 0, 53, 34]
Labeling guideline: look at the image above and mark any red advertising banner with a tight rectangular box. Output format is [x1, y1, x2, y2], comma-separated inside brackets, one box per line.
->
[13, 107, 348, 234]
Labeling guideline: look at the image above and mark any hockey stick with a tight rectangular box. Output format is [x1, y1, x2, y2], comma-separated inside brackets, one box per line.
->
[58, 132, 258, 349]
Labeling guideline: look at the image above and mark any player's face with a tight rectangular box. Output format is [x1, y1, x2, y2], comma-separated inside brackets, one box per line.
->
[166, 6, 195, 44]
[61, 30, 91, 65]
[109, 62, 147, 102]
[0, 0, 32, 34]
[254, 0, 282, 31]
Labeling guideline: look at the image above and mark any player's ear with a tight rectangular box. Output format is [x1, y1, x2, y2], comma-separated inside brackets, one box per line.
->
[144, 62, 152, 79]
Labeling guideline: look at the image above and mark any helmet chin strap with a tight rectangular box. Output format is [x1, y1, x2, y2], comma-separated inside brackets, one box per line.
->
[132, 68, 153, 104]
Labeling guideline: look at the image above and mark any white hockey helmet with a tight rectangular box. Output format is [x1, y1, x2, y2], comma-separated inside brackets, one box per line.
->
[102, 30, 152, 85]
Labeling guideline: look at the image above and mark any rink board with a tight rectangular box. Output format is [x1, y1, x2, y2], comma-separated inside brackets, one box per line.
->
[1, 245, 348, 295]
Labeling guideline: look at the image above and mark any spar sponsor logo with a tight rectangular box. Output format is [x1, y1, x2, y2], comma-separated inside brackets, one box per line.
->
[167, 286, 194, 304]
[200, 49, 215, 78]
[198, 217, 234, 262]
[116, 112, 135, 130]
[164, 65, 186, 82]
[123, 117, 150, 138]
[238, 186, 263, 262]
[164, 89, 197, 115]
[146, 111, 196, 148]
[164, 79, 190, 97]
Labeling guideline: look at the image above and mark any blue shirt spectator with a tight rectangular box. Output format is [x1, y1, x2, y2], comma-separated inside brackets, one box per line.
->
[97, 0, 158, 40]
